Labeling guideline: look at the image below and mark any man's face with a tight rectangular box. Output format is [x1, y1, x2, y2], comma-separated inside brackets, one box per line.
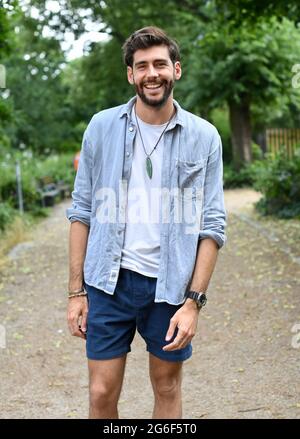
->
[127, 45, 181, 108]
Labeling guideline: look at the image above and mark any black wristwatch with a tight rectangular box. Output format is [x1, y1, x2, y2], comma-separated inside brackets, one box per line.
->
[185, 290, 207, 310]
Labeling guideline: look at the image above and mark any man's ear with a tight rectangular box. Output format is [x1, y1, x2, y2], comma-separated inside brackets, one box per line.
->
[174, 61, 182, 81]
[127, 66, 134, 84]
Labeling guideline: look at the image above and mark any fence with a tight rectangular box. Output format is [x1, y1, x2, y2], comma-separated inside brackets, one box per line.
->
[266, 128, 300, 158]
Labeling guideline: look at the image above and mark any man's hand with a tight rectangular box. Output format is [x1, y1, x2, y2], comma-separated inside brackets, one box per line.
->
[67, 296, 88, 340]
[163, 300, 200, 352]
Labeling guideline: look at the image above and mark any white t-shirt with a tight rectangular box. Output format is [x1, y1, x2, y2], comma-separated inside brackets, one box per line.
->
[120, 110, 167, 277]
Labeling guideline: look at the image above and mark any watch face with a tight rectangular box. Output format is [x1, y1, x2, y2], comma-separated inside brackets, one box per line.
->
[200, 294, 207, 306]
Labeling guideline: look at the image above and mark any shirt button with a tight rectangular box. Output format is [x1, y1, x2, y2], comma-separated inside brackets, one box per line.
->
[126, 151, 130, 157]
[129, 126, 134, 132]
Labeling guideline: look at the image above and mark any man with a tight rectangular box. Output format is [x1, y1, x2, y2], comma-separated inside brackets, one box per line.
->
[66, 26, 226, 419]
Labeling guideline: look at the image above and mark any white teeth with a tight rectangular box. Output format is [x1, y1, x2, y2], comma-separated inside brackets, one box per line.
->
[144, 84, 162, 89]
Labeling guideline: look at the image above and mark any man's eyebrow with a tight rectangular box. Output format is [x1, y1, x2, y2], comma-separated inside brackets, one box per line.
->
[134, 58, 169, 66]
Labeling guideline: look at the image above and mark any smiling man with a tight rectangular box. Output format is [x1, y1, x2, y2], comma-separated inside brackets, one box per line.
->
[130, 46, 178, 108]
[66, 26, 226, 419]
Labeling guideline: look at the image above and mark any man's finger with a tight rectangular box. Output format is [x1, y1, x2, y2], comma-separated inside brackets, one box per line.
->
[163, 334, 185, 351]
[68, 314, 84, 338]
[75, 330, 86, 339]
[71, 323, 86, 339]
[165, 318, 177, 341]
[80, 311, 88, 334]
[78, 326, 87, 339]
[163, 327, 190, 351]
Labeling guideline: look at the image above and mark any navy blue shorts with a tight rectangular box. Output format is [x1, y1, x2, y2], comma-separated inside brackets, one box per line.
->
[84, 268, 192, 362]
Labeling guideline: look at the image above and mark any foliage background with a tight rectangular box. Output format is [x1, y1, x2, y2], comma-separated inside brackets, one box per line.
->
[1, 0, 300, 223]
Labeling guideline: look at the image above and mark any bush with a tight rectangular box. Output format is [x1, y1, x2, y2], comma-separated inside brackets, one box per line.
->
[223, 139, 265, 189]
[251, 142, 264, 161]
[0, 201, 17, 231]
[0, 152, 76, 220]
[35, 153, 76, 187]
[252, 150, 300, 218]
[0, 158, 44, 211]
[223, 163, 255, 188]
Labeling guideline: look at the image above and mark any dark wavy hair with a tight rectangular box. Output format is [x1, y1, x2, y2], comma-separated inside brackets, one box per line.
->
[122, 26, 180, 67]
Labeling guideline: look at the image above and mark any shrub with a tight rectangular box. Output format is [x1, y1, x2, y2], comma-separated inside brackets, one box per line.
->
[34, 153, 76, 187]
[223, 141, 264, 188]
[223, 163, 255, 188]
[0, 201, 16, 231]
[0, 159, 43, 211]
[0, 152, 76, 229]
[253, 150, 300, 218]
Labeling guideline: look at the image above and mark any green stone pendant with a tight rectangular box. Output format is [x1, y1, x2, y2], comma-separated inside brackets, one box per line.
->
[146, 156, 153, 179]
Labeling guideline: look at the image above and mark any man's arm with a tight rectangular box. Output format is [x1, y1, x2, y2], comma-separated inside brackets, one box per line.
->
[184, 237, 219, 309]
[164, 129, 226, 352]
[66, 127, 93, 340]
[163, 238, 218, 351]
[186, 129, 226, 300]
[67, 221, 90, 340]
[68, 221, 90, 291]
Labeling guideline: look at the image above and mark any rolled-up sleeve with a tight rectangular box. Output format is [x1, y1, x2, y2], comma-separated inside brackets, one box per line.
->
[66, 129, 92, 227]
[198, 131, 227, 249]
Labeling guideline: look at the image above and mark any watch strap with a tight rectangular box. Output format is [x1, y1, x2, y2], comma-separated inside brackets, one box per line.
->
[185, 290, 207, 308]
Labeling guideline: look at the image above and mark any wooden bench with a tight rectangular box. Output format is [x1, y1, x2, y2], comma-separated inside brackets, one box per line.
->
[37, 176, 61, 207]
[56, 180, 71, 199]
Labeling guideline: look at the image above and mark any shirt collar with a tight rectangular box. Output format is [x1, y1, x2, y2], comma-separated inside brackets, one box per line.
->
[119, 95, 185, 128]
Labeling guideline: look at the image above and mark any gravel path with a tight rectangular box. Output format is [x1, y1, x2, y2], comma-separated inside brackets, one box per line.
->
[0, 189, 299, 419]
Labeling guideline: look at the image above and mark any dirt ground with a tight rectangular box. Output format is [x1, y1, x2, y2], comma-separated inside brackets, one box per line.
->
[0, 188, 299, 419]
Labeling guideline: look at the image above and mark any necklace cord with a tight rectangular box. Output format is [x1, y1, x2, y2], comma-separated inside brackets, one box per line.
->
[134, 104, 175, 158]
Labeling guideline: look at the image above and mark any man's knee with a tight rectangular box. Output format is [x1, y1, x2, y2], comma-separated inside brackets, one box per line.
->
[151, 372, 182, 399]
[89, 382, 119, 407]
[88, 356, 127, 408]
[150, 354, 183, 398]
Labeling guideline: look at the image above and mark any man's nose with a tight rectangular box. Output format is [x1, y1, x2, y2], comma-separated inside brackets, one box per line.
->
[146, 64, 159, 78]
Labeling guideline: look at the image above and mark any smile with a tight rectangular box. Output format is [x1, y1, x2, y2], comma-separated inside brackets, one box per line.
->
[144, 83, 163, 89]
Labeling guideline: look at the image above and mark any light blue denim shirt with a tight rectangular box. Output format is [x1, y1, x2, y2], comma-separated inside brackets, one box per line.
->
[66, 96, 227, 305]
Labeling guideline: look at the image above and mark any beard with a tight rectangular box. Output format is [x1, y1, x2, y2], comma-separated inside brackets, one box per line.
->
[134, 78, 175, 108]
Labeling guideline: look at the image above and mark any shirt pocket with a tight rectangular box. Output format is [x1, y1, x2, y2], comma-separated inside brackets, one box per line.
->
[176, 158, 206, 190]
[169, 159, 205, 235]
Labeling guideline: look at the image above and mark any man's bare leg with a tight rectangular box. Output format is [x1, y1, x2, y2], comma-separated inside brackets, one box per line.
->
[88, 355, 127, 419]
[149, 353, 183, 419]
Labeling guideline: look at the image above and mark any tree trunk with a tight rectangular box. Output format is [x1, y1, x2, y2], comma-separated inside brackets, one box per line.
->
[228, 99, 252, 170]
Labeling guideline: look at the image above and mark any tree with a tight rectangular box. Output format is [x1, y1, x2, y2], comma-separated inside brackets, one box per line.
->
[215, 0, 300, 23]
[3, 10, 76, 154]
[43, 0, 200, 131]
[27, 0, 300, 168]
[179, 15, 300, 169]
[0, 0, 18, 153]
[63, 38, 133, 125]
